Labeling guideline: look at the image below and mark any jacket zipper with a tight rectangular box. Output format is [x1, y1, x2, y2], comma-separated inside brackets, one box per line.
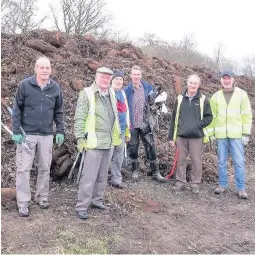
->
[40, 88, 43, 134]
[226, 100, 228, 137]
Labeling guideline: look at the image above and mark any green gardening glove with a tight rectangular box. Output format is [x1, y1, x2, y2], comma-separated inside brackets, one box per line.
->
[12, 134, 24, 144]
[77, 138, 87, 152]
[56, 134, 64, 146]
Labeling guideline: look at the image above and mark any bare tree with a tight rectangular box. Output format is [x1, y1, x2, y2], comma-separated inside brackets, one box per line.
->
[179, 34, 196, 53]
[242, 57, 255, 76]
[50, 0, 112, 36]
[1, 0, 11, 11]
[1, 0, 20, 34]
[1, 0, 47, 34]
[214, 42, 225, 69]
[138, 33, 160, 46]
[102, 30, 132, 43]
[219, 57, 239, 74]
[139, 33, 217, 70]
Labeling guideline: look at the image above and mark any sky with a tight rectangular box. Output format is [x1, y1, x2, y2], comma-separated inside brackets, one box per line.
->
[40, 0, 255, 61]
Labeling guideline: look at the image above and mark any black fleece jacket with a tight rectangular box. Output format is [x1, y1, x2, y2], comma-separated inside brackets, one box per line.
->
[12, 76, 64, 135]
[168, 89, 212, 140]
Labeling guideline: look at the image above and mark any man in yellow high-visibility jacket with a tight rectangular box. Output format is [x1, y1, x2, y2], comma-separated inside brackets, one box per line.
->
[74, 67, 122, 220]
[208, 71, 252, 199]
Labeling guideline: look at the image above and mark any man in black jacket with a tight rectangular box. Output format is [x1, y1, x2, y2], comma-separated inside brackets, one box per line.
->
[12, 56, 64, 217]
[168, 74, 212, 194]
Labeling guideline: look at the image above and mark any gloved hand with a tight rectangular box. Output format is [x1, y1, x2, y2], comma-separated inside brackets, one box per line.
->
[77, 138, 87, 152]
[12, 134, 24, 144]
[242, 136, 249, 145]
[56, 134, 64, 146]
[210, 136, 216, 142]
[210, 136, 217, 150]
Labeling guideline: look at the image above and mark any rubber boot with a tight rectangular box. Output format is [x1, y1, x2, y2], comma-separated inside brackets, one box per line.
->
[150, 162, 166, 183]
[131, 162, 139, 180]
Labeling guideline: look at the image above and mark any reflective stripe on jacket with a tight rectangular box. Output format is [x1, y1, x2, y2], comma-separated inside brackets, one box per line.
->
[84, 86, 121, 149]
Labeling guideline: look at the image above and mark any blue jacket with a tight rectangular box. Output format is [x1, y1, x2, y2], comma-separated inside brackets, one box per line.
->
[12, 76, 64, 135]
[115, 90, 128, 134]
[124, 80, 153, 131]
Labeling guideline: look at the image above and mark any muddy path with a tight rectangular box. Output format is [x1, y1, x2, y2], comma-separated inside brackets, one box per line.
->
[2, 174, 255, 254]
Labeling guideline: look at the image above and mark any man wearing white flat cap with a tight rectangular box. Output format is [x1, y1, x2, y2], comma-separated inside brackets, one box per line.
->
[74, 67, 122, 219]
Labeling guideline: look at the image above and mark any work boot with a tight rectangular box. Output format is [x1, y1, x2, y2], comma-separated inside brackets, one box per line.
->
[131, 162, 139, 181]
[192, 186, 200, 194]
[18, 207, 29, 217]
[91, 202, 107, 210]
[237, 190, 248, 199]
[150, 162, 166, 183]
[214, 186, 226, 195]
[38, 200, 50, 209]
[76, 210, 89, 220]
[172, 181, 185, 191]
[111, 182, 127, 189]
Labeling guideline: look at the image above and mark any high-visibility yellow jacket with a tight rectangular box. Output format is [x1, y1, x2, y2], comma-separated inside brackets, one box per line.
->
[74, 82, 122, 149]
[207, 87, 252, 138]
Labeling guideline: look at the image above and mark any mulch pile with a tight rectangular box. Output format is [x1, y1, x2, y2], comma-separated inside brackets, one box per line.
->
[1, 29, 255, 188]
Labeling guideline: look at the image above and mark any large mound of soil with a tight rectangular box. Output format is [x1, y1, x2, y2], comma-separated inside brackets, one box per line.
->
[1, 29, 255, 187]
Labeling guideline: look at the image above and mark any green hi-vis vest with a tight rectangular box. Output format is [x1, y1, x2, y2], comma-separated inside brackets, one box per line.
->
[207, 87, 252, 138]
[173, 94, 209, 143]
[84, 86, 122, 149]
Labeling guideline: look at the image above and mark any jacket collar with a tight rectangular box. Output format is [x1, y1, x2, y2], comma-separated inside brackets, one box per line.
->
[128, 80, 147, 91]
[29, 75, 52, 89]
[91, 81, 109, 95]
[182, 89, 201, 99]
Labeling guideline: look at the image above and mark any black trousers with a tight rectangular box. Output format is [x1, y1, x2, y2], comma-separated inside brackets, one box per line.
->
[129, 128, 157, 162]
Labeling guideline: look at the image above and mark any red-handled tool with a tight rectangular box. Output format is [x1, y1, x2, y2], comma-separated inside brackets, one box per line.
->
[165, 145, 179, 180]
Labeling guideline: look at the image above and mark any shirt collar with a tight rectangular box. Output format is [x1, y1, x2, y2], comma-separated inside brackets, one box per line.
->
[93, 82, 109, 96]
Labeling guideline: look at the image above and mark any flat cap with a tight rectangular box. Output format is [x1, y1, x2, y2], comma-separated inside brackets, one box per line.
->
[96, 67, 113, 75]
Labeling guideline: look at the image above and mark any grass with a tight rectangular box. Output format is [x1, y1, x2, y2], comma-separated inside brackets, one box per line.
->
[56, 230, 121, 254]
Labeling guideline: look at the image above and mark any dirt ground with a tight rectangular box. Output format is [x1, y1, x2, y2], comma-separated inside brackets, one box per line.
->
[2, 166, 255, 254]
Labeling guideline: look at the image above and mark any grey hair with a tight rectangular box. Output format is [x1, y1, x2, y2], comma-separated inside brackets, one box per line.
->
[35, 56, 51, 67]
[187, 74, 201, 84]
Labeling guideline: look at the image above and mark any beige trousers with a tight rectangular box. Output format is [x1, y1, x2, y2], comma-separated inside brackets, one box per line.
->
[175, 137, 203, 186]
[75, 148, 114, 212]
[16, 135, 53, 207]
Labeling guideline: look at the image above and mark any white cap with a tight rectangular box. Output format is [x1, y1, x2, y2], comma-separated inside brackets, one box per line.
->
[96, 67, 113, 75]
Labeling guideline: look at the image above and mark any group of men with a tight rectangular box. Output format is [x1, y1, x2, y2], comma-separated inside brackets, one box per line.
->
[11, 56, 252, 219]
[168, 72, 252, 198]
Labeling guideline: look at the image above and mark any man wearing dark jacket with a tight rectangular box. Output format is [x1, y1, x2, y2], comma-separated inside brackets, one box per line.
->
[12, 57, 64, 217]
[168, 74, 212, 194]
[124, 65, 165, 182]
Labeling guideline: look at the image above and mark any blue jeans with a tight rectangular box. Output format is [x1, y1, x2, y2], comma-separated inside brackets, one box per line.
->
[217, 138, 246, 190]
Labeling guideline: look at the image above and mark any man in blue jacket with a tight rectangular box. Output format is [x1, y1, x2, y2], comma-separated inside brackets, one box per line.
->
[124, 65, 165, 182]
[12, 56, 64, 217]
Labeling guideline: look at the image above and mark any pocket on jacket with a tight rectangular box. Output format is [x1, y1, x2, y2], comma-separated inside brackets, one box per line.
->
[45, 95, 55, 109]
